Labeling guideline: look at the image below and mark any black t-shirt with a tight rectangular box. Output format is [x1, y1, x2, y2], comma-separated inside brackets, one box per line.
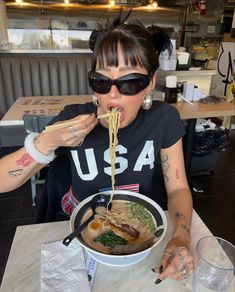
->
[50, 101, 185, 201]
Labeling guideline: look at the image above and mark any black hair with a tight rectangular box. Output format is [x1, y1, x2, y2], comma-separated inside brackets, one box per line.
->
[89, 10, 172, 75]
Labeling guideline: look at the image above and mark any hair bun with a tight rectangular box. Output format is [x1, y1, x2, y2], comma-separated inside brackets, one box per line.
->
[89, 30, 103, 51]
[147, 25, 172, 56]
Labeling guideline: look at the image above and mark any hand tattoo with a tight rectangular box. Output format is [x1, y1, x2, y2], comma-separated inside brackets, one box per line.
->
[34, 136, 52, 155]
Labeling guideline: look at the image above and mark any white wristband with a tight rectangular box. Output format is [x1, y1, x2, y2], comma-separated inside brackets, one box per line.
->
[24, 132, 56, 164]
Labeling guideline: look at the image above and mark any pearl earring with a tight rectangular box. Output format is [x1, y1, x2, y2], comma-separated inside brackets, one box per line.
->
[142, 91, 153, 110]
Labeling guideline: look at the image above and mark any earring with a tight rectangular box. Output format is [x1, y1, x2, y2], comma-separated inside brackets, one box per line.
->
[92, 94, 99, 107]
[142, 91, 153, 110]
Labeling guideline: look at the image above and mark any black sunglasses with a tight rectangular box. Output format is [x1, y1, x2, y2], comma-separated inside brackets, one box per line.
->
[88, 71, 151, 96]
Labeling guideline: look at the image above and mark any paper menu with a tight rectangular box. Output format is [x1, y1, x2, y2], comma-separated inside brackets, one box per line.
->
[20, 97, 64, 106]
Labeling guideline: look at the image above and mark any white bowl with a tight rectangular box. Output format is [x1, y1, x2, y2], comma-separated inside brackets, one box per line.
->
[70, 190, 167, 267]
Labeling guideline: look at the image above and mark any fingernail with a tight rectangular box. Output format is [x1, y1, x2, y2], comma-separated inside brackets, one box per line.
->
[155, 278, 162, 285]
[159, 265, 163, 274]
[151, 268, 156, 273]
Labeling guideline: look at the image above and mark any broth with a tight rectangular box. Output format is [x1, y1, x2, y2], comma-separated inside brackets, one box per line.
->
[80, 200, 156, 255]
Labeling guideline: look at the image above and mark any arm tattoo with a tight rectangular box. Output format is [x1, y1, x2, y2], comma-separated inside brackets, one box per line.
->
[175, 212, 186, 221]
[176, 168, 180, 179]
[180, 224, 191, 235]
[175, 212, 191, 235]
[16, 153, 34, 167]
[161, 154, 169, 183]
[8, 169, 25, 177]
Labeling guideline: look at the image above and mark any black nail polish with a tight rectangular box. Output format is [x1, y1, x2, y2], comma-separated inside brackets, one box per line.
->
[155, 278, 162, 285]
[151, 268, 156, 273]
[159, 265, 163, 273]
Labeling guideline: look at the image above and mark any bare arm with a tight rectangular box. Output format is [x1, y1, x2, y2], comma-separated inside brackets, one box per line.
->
[161, 138, 192, 247]
[0, 114, 97, 193]
[153, 138, 194, 282]
[0, 147, 44, 192]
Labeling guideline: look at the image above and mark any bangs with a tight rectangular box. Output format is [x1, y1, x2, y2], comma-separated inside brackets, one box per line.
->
[92, 30, 147, 71]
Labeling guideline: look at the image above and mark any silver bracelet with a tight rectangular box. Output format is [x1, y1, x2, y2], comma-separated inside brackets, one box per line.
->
[24, 132, 56, 164]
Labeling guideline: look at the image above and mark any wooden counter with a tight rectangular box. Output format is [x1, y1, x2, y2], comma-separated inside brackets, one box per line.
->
[0, 96, 234, 148]
[172, 101, 235, 120]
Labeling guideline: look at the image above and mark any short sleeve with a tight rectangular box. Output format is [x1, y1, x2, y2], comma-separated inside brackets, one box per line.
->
[47, 103, 96, 125]
[162, 105, 186, 148]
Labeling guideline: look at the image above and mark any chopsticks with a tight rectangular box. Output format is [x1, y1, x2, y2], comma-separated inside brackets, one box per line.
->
[43, 120, 81, 133]
[177, 93, 194, 105]
[43, 113, 110, 133]
[97, 113, 110, 120]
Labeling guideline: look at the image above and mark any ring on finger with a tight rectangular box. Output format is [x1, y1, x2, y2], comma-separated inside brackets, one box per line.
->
[178, 253, 184, 262]
[177, 266, 188, 277]
[181, 269, 187, 277]
[78, 138, 84, 147]
[69, 126, 74, 133]
[163, 251, 173, 258]
[178, 262, 193, 277]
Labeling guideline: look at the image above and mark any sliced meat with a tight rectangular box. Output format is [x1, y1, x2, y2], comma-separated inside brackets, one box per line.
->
[109, 222, 140, 241]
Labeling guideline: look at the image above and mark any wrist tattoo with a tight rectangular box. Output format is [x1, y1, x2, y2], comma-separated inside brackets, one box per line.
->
[9, 169, 25, 177]
[34, 136, 52, 155]
[16, 153, 34, 167]
[161, 154, 169, 183]
[180, 224, 191, 235]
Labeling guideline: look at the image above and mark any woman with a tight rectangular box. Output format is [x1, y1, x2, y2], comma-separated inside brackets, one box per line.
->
[0, 11, 193, 283]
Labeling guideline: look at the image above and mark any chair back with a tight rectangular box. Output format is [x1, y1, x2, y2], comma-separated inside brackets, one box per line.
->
[23, 114, 54, 206]
[23, 114, 53, 133]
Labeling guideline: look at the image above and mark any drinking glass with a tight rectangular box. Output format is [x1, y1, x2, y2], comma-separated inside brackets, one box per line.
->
[192, 236, 235, 292]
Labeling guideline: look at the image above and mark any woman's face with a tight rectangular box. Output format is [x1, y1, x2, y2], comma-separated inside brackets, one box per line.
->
[95, 47, 155, 129]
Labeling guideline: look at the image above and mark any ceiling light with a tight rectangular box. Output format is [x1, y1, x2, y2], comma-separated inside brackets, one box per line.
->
[109, 0, 115, 8]
[15, 0, 23, 5]
[64, 0, 70, 7]
[152, 1, 158, 9]
[147, 1, 158, 10]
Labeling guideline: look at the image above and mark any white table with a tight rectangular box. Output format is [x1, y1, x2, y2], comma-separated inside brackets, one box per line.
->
[1, 210, 233, 292]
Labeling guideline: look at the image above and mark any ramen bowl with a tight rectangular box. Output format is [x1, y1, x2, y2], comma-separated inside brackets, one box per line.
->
[70, 190, 167, 267]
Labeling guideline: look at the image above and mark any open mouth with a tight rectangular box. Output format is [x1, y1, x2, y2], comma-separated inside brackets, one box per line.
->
[109, 107, 124, 123]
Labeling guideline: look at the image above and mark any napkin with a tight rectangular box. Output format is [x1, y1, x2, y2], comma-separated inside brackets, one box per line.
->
[41, 240, 91, 292]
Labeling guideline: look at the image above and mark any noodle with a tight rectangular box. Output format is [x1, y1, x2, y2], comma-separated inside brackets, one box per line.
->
[98, 109, 120, 203]
[107, 109, 120, 202]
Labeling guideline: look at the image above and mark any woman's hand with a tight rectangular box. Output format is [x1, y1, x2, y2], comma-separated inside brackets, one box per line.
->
[35, 114, 98, 154]
[153, 234, 194, 284]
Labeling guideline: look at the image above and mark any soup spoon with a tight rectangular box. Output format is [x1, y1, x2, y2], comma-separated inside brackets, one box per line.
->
[62, 194, 112, 247]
